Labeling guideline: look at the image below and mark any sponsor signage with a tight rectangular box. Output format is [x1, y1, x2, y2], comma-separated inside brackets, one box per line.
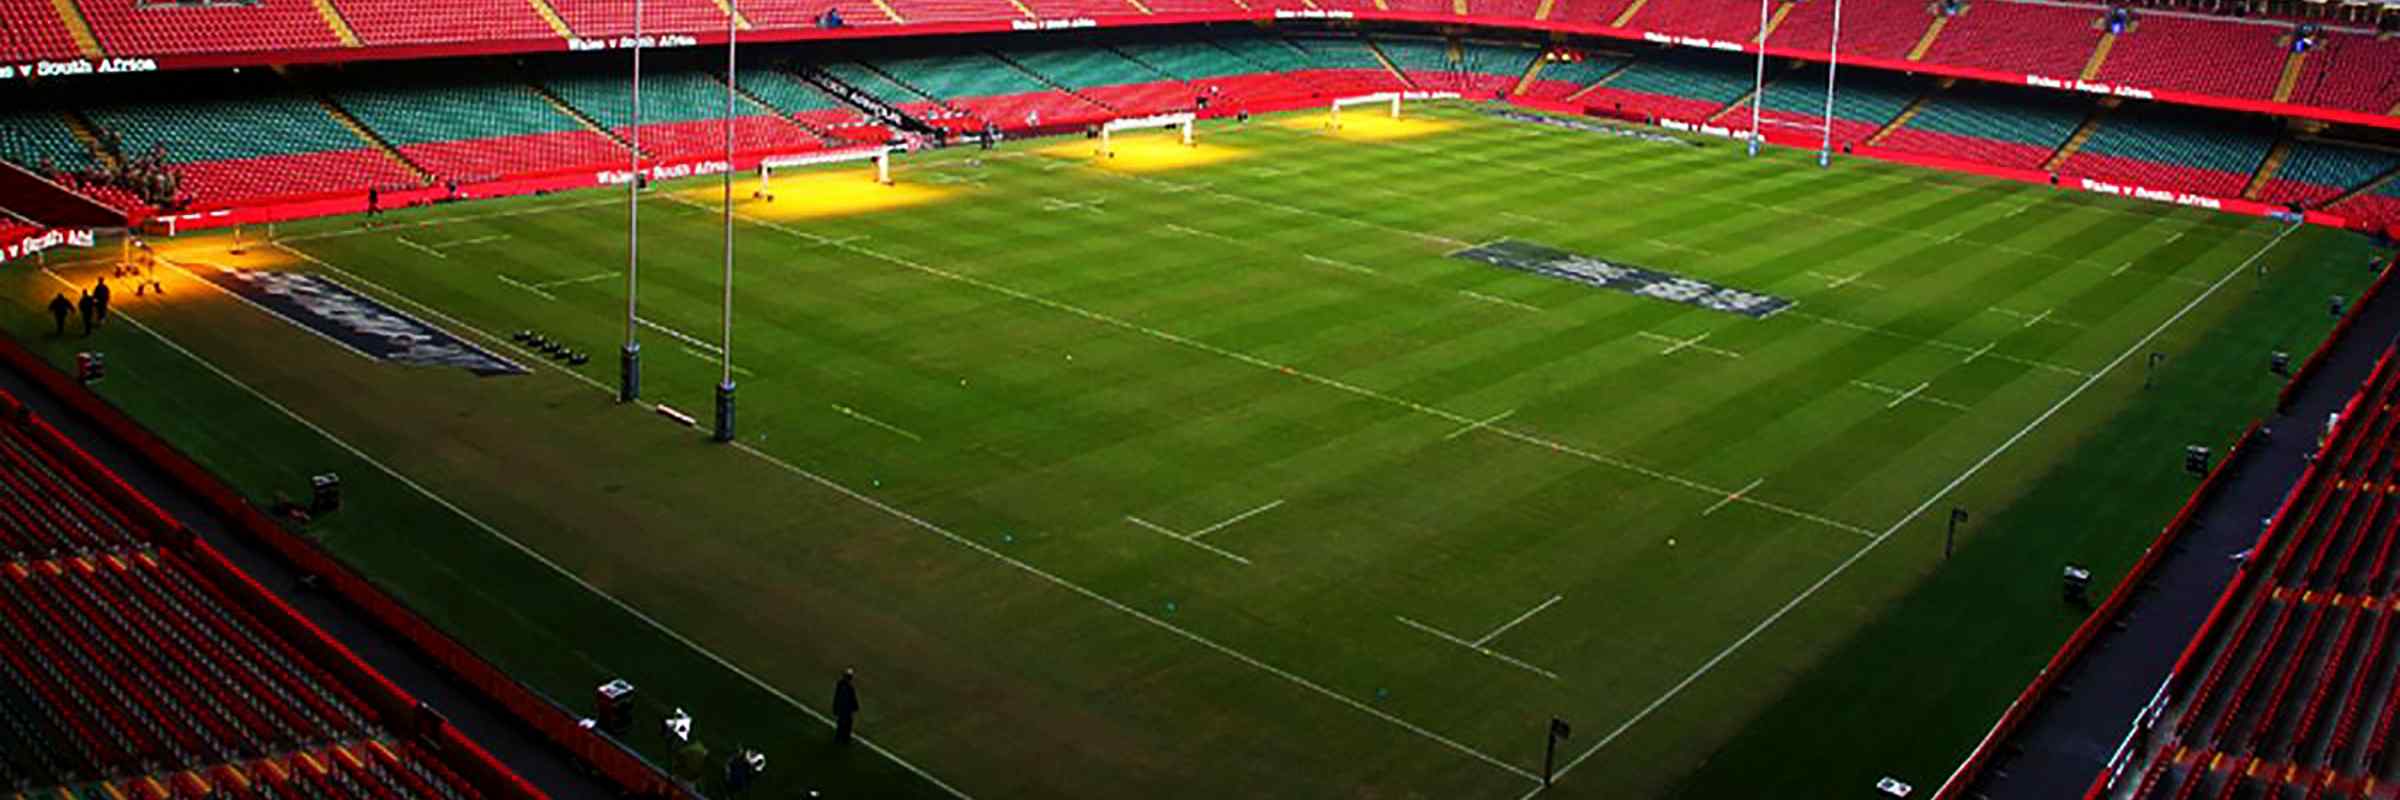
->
[2075, 178, 2226, 211]
[2, 228, 95, 263]
[2024, 74, 2156, 100]
[1640, 31, 1745, 52]
[0, 57, 158, 81]
[1452, 240, 1793, 318]
[568, 34, 699, 52]
[596, 159, 733, 186]
[1010, 17, 1097, 29]
[199, 267, 527, 376]
[1658, 118, 1755, 141]
[1273, 8, 1355, 18]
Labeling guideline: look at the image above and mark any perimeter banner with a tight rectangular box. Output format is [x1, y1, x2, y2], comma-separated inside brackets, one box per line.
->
[199, 267, 527, 376]
[1451, 239, 1793, 318]
[3, 228, 95, 264]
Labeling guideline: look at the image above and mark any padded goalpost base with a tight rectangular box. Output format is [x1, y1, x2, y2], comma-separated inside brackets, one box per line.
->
[713, 380, 737, 442]
[619, 342, 640, 403]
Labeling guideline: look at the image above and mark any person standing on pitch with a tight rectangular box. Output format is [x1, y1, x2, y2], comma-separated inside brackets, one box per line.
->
[92, 278, 111, 326]
[832, 669, 860, 745]
[76, 292, 94, 336]
[47, 293, 72, 336]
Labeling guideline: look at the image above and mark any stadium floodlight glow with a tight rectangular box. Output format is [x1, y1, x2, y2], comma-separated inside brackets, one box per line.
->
[1097, 112, 1195, 157]
[620, 0, 645, 404]
[757, 146, 896, 195]
[1326, 91, 1459, 130]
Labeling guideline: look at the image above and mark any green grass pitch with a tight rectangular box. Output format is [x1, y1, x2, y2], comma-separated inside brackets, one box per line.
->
[4, 101, 2381, 798]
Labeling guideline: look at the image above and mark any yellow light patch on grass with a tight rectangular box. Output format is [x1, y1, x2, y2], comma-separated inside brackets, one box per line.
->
[1032, 134, 1251, 173]
[681, 170, 960, 222]
[1278, 113, 1463, 141]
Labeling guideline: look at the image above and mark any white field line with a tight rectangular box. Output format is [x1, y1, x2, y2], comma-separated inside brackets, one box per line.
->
[1189, 499, 1284, 540]
[636, 314, 720, 356]
[1444, 408, 1517, 440]
[1498, 211, 1557, 225]
[831, 403, 922, 442]
[1394, 616, 1561, 680]
[430, 233, 512, 249]
[679, 346, 758, 378]
[1304, 254, 1377, 275]
[1700, 478, 1763, 517]
[1885, 381, 1929, 409]
[1960, 341, 1996, 365]
[1053, 161, 1469, 248]
[1459, 290, 1543, 313]
[534, 270, 622, 289]
[1039, 197, 1106, 214]
[1535, 223, 2302, 796]
[2111, 261, 2133, 277]
[1163, 223, 1241, 244]
[1849, 380, 1969, 411]
[1125, 516, 1254, 565]
[711, 203, 1876, 540]
[284, 238, 1507, 791]
[496, 274, 557, 301]
[394, 236, 448, 259]
[1785, 311, 2087, 377]
[143, 261, 380, 365]
[277, 196, 622, 243]
[1804, 270, 1881, 291]
[36, 266, 974, 800]
[1475, 595, 1565, 647]
[1637, 331, 1741, 360]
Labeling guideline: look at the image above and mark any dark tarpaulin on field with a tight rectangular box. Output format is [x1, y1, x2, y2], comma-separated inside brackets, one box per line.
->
[1451, 239, 1794, 319]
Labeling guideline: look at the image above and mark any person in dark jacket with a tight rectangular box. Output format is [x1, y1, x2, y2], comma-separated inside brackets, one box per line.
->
[832, 669, 860, 745]
[76, 292, 94, 336]
[47, 293, 72, 336]
[92, 278, 110, 325]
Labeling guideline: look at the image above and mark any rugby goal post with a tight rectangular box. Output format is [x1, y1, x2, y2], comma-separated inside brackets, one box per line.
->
[1327, 91, 1461, 129]
[756, 145, 896, 201]
[1098, 112, 1196, 157]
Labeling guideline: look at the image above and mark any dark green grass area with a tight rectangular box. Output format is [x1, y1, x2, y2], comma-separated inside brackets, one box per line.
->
[0, 101, 2382, 798]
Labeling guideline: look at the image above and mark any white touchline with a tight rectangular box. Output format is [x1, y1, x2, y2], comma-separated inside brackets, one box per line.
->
[495, 274, 557, 301]
[1125, 516, 1253, 565]
[1395, 616, 1560, 681]
[1701, 478, 1763, 517]
[1190, 499, 1284, 539]
[1475, 595, 1565, 646]
[34, 266, 974, 800]
[1534, 223, 2302, 796]
[713, 198, 1872, 540]
[832, 403, 922, 442]
[395, 236, 448, 259]
[1445, 409, 1517, 440]
[675, 346, 755, 377]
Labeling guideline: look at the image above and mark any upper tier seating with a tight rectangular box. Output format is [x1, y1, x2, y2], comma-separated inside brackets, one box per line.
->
[1517, 53, 1630, 101]
[2060, 102, 2277, 197]
[1543, 0, 1641, 25]
[868, 52, 1110, 129]
[1765, 0, 1933, 61]
[0, 388, 506, 799]
[1021, 0, 1144, 19]
[1111, 39, 1321, 108]
[550, 0, 729, 37]
[1134, 0, 1246, 14]
[2286, 32, 2400, 116]
[739, 0, 895, 29]
[1005, 45, 1190, 115]
[1626, 0, 1770, 41]
[333, 0, 559, 46]
[332, 71, 622, 181]
[881, 0, 1015, 23]
[1920, 2, 2107, 79]
[0, 0, 80, 61]
[2092, 15, 2283, 101]
[76, 0, 343, 56]
[1879, 81, 2087, 169]
[2260, 140, 2400, 208]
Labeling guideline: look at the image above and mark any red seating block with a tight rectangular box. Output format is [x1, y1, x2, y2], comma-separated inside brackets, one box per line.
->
[77, 0, 344, 57]
[334, 0, 558, 45]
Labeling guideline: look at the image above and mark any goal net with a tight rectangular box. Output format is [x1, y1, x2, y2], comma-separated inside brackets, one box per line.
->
[1326, 91, 1460, 129]
[756, 145, 895, 200]
[1098, 112, 1196, 157]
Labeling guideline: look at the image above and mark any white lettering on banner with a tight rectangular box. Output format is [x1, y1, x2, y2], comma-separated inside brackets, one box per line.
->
[2077, 178, 2226, 211]
[1, 57, 156, 80]
[3, 228, 95, 263]
[1637, 32, 1742, 51]
[568, 34, 698, 51]
[1657, 119, 1754, 141]
[1272, 8, 1354, 17]
[1010, 17, 1097, 28]
[2022, 74, 2154, 100]
[595, 159, 734, 186]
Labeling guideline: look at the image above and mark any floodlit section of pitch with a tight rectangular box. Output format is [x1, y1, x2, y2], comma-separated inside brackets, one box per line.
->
[1033, 134, 1250, 173]
[694, 171, 958, 222]
[1282, 114, 1462, 141]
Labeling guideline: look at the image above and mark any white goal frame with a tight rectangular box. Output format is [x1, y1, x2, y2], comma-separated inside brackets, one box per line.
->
[757, 145, 895, 199]
[1326, 91, 1461, 129]
[1098, 112, 1196, 157]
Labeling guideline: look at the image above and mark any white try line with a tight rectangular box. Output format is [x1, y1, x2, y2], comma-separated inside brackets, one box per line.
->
[496, 274, 557, 301]
[636, 314, 721, 356]
[1190, 499, 1285, 540]
[37, 265, 975, 800]
[1039, 197, 1107, 214]
[1304, 254, 1377, 275]
[1535, 223, 2302, 797]
[1459, 290, 1543, 313]
[394, 236, 448, 260]
[1476, 595, 1564, 647]
[1444, 408, 1517, 440]
[1394, 616, 1560, 680]
[714, 193, 1876, 541]
[535, 270, 623, 289]
[1125, 515, 1253, 565]
[1700, 478, 1763, 517]
[831, 403, 921, 442]
[1986, 306, 2080, 329]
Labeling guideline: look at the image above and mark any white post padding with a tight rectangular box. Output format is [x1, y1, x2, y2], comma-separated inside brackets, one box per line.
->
[1099, 112, 1198, 156]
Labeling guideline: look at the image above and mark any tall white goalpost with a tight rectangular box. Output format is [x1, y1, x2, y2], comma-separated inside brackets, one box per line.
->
[1097, 112, 1195, 157]
[1748, 0, 1843, 166]
[1326, 91, 1460, 129]
[754, 146, 896, 200]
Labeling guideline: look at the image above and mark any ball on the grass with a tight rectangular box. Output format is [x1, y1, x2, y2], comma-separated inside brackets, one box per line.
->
[1668, 538, 1678, 547]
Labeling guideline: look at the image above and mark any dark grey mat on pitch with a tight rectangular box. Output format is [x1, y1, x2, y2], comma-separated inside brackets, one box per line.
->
[1451, 239, 1794, 318]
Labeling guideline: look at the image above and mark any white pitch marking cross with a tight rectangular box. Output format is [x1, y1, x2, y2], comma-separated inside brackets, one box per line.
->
[1640, 331, 1741, 359]
[1702, 478, 1764, 516]
[1126, 516, 1253, 565]
[1190, 499, 1285, 539]
[1445, 409, 1517, 440]
[1394, 616, 1561, 680]
[1474, 595, 1565, 647]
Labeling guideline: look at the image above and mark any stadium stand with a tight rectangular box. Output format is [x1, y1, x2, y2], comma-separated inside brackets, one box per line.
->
[0, 0, 83, 62]
[2120, 350, 2400, 799]
[1110, 39, 1323, 109]
[0, 108, 103, 177]
[1378, 36, 1530, 96]
[78, 72, 419, 206]
[329, 70, 625, 182]
[542, 61, 826, 160]
[1624, 0, 1771, 41]
[2091, 15, 2284, 103]
[0, 383, 523, 798]
[1765, 0, 1934, 61]
[75, 0, 345, 57]
[2259, 139, 2400, 208]
[549, 0, 731, 37]
[738, 66, 877, 133]
[1577, 47, 1756, 121]
[1875, 80, 2088, 169]
[2059, 102, 2278, 197]
[1515, 51, 1630, 102]
[1542, 0, 1642, 26]
[1283, 34, 1413, 96]
[1001, 44, 1190, 116]
[865, 51, 1111, 131]
[1740, 62, 1918, 144]
[332, 0, 560, 46]
[2286, 32, 2400, 117]
[1917, 1, 2108, 79]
